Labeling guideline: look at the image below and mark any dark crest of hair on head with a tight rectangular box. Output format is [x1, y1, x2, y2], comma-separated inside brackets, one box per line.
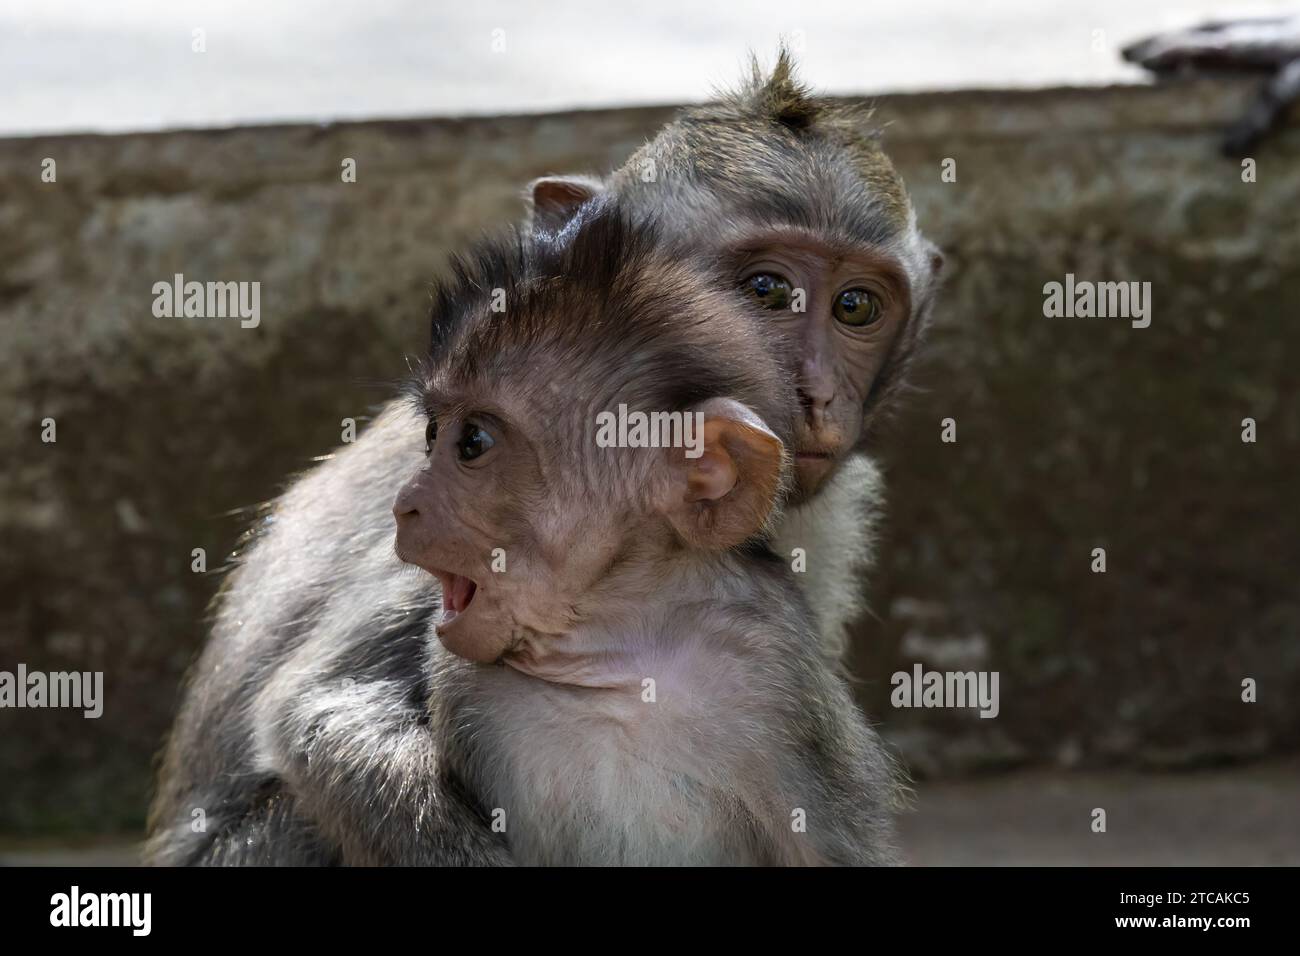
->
[414, 200, 796, 451]
[624, 44, 909, 247]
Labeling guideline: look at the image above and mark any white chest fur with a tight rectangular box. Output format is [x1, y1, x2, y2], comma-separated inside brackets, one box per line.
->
[460, 645, 777, 865]
[770, 453, 882, 661]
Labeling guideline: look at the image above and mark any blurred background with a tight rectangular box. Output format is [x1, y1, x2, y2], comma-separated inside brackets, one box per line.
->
[1, 0, 1298, 864]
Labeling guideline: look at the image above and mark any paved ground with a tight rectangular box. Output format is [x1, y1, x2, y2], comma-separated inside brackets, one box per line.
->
[897, 759, 1300, 866]
[3, 761, 1297, 866]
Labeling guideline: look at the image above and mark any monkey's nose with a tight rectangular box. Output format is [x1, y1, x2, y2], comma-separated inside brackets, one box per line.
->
[391, 495, 425, 565]
[797, 385, 833, 429]
[393, 488, 420, 522]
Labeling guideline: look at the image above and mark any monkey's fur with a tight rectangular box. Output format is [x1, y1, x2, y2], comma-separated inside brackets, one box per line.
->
[549, 53, 940, 657]
[570, 53, 939, 458]
[406, 208, 896, 863]
[146, 54, 935, 865]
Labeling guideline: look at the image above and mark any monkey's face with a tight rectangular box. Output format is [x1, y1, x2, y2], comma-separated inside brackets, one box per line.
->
[392, 394, 789, 671]
[395, 203, 802, 668]
[392, 404, 628, 665]
[530, 53, 945, 506]
[394, 408, 548, 663]
[732, 228, 912, 501]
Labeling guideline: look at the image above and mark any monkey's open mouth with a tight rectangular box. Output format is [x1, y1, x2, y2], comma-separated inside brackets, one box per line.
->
[432, 570, 478, 626]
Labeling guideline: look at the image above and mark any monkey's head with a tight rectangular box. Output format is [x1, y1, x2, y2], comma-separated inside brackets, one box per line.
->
[394, 203, 796, 665]
[528, 50, 943, 501]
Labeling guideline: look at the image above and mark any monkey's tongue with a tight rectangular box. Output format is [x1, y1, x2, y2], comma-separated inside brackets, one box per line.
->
[440, 573, 477, 622]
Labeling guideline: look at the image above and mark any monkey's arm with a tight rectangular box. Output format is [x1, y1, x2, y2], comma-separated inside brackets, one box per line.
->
[776, 722, 902, 866]
[151, 401, 508, 865]
[242, 401, 510, 863]
[145, 773, 343, 866]
[192, 787, 343, 866]
[760, 653, 902, 866]
[252, 624, 513, 866]
[805, 709, 904, 866]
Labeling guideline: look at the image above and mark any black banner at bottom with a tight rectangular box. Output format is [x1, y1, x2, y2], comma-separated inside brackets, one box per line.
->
[0, 865, 1276, 942]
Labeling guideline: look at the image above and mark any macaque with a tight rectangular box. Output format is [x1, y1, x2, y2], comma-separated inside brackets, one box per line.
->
[146, 53, 934, 865]
[531, 54, 942, 651]
[376, 204, 893, 861]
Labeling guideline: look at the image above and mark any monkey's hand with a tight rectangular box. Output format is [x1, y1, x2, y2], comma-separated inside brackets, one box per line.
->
[253, 666, 514, 866]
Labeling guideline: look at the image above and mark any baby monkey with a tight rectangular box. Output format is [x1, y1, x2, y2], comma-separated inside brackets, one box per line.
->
[385, 200, 898, 864]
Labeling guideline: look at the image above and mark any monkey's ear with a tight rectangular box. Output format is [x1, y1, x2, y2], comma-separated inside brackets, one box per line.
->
[525, 175, 605, 234]
[660, 398, 786, 551]
[925, 239, 945, 281]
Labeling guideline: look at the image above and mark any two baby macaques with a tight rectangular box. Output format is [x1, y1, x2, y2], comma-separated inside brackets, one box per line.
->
[391, 202, 900, 864]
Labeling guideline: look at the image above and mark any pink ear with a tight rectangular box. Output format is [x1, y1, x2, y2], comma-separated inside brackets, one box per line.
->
[663, 398, 787, 551]
[528, 176, 604, 233]
[684, 440, 739, 503]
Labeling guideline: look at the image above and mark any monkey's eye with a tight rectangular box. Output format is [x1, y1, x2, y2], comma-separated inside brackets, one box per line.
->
[833, 288, 881, 327]
[457, 422, 495, 462]
[742, 272, 793, 310]
[424, 417, 438, 454]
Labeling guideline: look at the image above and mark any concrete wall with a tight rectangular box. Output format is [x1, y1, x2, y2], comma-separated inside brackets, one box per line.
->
[2, 78, 1297, 833]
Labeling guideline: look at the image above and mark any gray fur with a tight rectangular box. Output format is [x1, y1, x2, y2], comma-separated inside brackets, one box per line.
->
[772, 453, 885, 663]
[147, 402, 513, 865]
[147, 53, 931, 866]
[436, 557, 900, 865]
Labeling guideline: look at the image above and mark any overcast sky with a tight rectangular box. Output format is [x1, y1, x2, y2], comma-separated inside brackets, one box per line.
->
[1, 0, 1292, 136]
